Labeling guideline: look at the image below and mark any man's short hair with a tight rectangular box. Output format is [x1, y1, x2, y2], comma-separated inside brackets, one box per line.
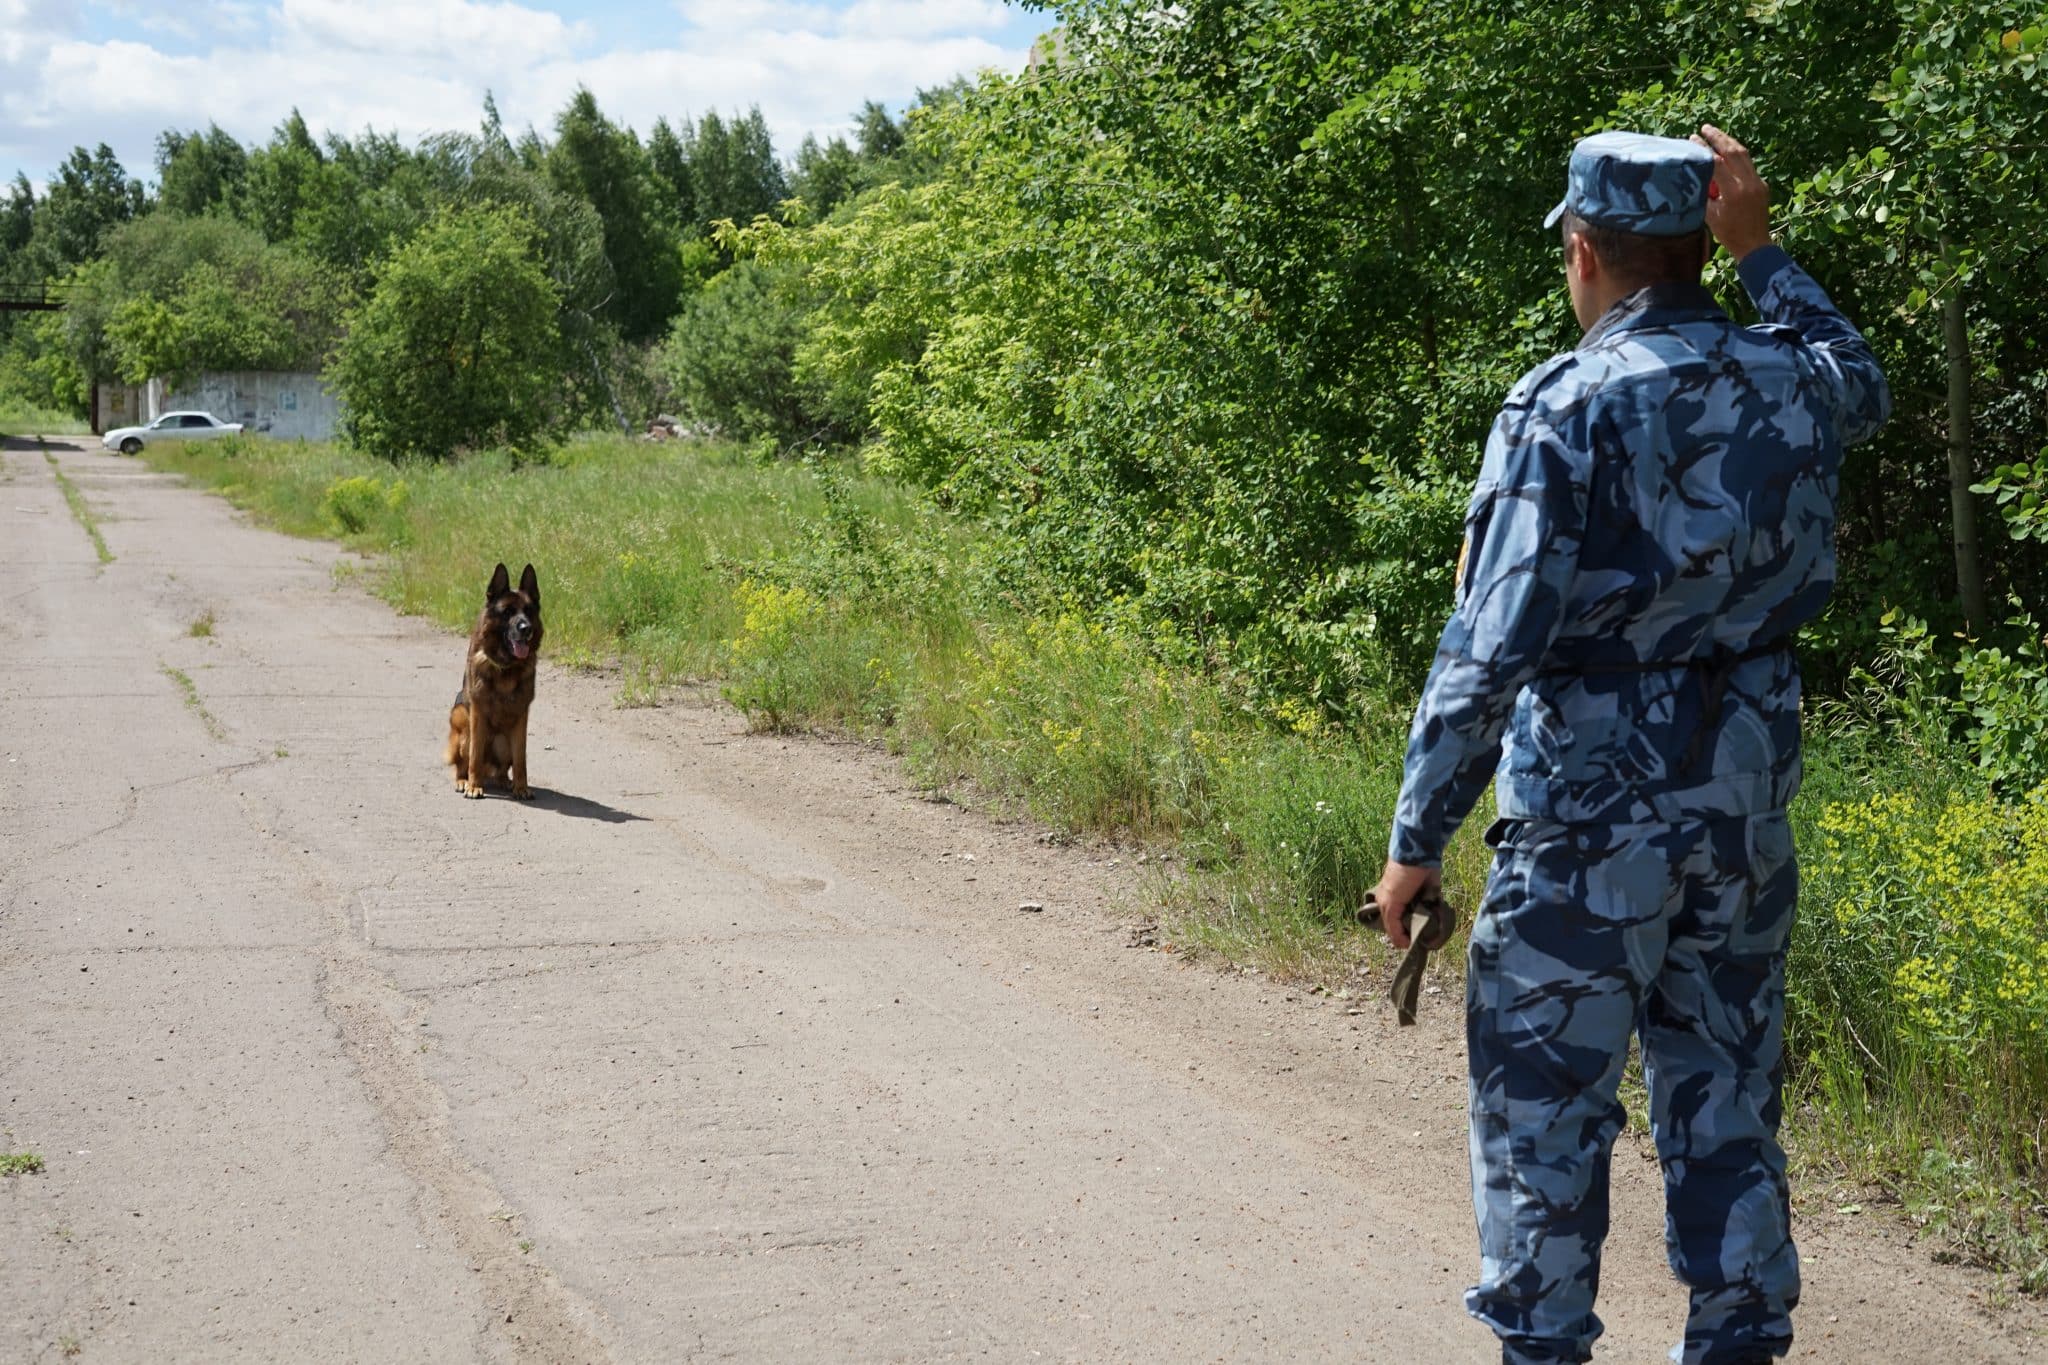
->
[1560, 209, 1709, 288]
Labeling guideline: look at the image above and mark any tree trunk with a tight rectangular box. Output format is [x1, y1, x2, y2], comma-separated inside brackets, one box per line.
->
[1941, 278, 1989, 637]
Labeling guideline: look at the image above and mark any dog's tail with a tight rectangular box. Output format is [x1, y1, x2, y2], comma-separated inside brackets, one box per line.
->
[445, 692, 469, 768]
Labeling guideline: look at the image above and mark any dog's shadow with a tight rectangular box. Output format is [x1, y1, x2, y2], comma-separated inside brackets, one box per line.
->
[526, 789, 650, 824]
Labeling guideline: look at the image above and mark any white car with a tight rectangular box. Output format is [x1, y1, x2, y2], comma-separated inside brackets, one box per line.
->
[102, 410, 244, 455]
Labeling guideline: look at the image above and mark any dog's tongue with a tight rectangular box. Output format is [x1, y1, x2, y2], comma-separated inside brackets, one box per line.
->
[513, 641, 531, 660]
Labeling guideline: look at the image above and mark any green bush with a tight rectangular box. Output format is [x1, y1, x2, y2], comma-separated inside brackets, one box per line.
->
[327, 204, 563, 461]
[662, 260, 847, 450]
[1957, 608, 2048, 794]
[1795, 777, 2048, 1285]
[721, 578, 876, 731]
[319, 474, 408, 537]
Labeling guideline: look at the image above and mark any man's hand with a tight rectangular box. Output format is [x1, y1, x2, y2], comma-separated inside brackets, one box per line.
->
[1370, 860, 1441, 950]
[1693, 124, 1772, 261]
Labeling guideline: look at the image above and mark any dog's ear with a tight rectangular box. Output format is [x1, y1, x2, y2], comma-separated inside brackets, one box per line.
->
[487, 562, 510, 600]
[519, 563, 539, 608]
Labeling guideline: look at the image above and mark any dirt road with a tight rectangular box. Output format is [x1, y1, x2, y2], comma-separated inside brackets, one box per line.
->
[1, 437, 2040, 1363]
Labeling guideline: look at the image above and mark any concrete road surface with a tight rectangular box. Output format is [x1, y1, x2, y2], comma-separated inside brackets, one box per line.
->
[2, 437, 2041, 1363]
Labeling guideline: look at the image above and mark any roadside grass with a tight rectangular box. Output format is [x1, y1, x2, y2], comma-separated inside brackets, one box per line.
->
[44, 449, 113, 564]
[188, 610, 216, 638]
[1785, 719, 2048, 1289]
[138, 430, 2046, 1290]
[1, 1151, 45, 1176]
[0, 399, 90, 437]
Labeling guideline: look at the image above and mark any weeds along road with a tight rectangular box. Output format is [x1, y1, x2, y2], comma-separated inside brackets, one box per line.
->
[2, 437, 2041, 1363]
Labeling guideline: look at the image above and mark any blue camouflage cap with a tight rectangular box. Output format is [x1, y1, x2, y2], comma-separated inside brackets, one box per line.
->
[1542, 131, 1715, 237]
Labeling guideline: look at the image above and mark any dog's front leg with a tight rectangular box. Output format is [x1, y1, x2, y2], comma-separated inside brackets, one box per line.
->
[462, 707, 492, 798]
[508, 711, 533, 800]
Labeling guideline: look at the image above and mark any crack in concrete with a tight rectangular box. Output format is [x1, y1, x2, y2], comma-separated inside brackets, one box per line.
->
[313, 947, 613, 1364]
[222, 808, 615, 1363]
[395, 940, 680, 995]
[20, 758, 270, 865]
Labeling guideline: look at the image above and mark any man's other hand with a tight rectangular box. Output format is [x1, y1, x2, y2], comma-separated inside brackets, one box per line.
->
[1370, 860, 1442, 949]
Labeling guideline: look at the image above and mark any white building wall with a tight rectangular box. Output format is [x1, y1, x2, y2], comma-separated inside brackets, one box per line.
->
[148, 370, 341, 441]
[97, 382, 147, 434]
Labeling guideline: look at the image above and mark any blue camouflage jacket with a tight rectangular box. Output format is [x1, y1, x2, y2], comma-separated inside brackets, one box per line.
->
[1390, 246, 1890, 867]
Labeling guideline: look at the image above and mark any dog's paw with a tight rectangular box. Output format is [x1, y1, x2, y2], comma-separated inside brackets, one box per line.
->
[511, 783, 534, 800]
[460, 780, 486, 799]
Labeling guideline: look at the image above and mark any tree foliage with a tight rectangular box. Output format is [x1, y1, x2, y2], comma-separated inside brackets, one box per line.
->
[155, 124, 249, 217]
[546, 89, 683, 342]
[661, 257, 850, 448]
[734, 0, 2048, 709]
[25, 143, 144, 274]
[659, 109, 789, 234]
[327, 204, 563, 460]
[4, 16, 2035, 719]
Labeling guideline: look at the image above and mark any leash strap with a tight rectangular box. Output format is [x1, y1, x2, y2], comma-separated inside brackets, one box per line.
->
[1360, 890, 1458, 1027]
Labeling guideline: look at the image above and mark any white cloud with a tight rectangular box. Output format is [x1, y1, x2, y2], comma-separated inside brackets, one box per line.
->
[109, 0, 265, 43]
[836, 0, 1010, 40]
[0, 0, 1037, 185]
[0, 0, 77, 75]
[275, 0, 584, 68]
[672, 0, 835, 35]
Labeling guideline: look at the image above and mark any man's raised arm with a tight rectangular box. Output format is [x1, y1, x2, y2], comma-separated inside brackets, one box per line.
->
[1698, 123, 1892, 446]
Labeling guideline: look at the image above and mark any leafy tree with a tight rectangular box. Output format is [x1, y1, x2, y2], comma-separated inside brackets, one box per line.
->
[327, 203, 562, 459]
[0, 174, 34, 263]
[854, 101, 906, 163]
[1854, 6, 2048, 635]
[105, 242, 337, 384]
[288, 130, 448, 286]
[673, 109, 788, 232]
[662, 259, 842, 446]
[18, 212, 341, 398]
[426, 120, 628, 429]
[789, 134, 862, 220]
[27, 144, 145, 272]
[648, 117, 694, 229]
[156, 125, 250, 216]
[545, 88, 684, 341]
[236, 111, 326, 244]
[0, 308, 88, 414]
[739, 0, 2045, 705]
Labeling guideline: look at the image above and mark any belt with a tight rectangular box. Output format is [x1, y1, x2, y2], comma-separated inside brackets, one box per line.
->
[1537, 636, 1791, 774]
[1359, 890, 1459, 1027]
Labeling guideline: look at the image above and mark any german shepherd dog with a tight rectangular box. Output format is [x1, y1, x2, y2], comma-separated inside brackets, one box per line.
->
[445, 563, 543, 798]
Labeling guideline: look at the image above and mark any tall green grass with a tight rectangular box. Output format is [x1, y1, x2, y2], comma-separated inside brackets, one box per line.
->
[1788, 711, 2048, 1288]
[140, 431, 2044, 1289]
[0, 400, 90, 437]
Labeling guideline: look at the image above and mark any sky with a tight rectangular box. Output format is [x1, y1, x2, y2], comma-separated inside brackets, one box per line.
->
[0, 0, 1052, 188]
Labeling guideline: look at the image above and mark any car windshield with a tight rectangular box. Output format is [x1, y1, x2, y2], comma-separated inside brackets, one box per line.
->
[150, 417, 173, 428]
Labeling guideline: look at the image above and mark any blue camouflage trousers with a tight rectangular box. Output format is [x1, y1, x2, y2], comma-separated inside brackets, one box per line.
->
[1464, 814, 1799, 1365]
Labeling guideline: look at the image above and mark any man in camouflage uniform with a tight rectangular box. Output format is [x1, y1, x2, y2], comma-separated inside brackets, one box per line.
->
[1369, 127, 1890, 1364]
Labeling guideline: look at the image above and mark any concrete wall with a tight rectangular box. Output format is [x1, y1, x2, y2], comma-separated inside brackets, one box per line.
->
[147, 370, 341, 441]
[97, 382, 147, 435]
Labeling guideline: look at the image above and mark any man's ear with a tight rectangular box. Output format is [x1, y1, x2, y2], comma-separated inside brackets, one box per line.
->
[1566, 231, 1598, 285]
